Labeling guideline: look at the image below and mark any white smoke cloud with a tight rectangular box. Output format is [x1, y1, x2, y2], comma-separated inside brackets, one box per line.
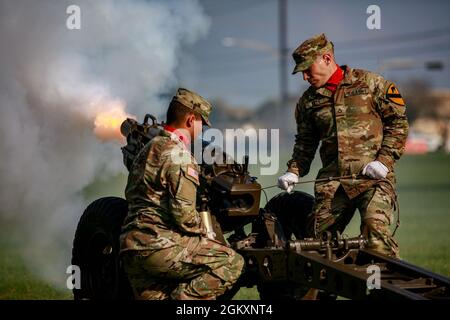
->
[0, 0, 209, 290]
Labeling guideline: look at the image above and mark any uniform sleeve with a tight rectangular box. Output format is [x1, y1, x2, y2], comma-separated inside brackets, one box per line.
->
[374, 79, 409, 171]
[287, 98, 320, 177]
[162, 154, 205, 235]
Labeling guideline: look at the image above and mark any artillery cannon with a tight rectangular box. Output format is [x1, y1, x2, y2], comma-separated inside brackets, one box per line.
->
[71, 114, 450, 300]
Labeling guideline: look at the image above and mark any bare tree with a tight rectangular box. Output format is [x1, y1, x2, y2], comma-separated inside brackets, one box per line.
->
[401, 79, 439, 122]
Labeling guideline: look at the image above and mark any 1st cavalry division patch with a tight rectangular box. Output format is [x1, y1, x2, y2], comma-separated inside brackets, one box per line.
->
[386, 83, 405, 106]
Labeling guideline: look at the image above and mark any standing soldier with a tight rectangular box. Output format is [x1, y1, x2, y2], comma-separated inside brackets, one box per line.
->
[120, 88, 244, 300]
[278, 33, 409, 257]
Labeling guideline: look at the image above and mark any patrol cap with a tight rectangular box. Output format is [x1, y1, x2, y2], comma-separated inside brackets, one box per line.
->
[171, 88, 212, 127]
[292, 33, 334, 74]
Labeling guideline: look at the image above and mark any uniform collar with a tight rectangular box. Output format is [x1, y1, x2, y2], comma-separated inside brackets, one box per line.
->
[313, 65, 353, 97]
[340, 65, 354, 85]
[325, 66, 344, 92]
[163, 125, 191, 149]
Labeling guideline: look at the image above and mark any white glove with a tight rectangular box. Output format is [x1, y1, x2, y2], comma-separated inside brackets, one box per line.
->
[277, 172, 299, 193]
[362, 161, 389, 179]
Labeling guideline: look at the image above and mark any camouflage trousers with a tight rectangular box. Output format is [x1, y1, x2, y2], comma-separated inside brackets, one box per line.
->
[121, 235, 245, 300]
[306, 183, 399, 257]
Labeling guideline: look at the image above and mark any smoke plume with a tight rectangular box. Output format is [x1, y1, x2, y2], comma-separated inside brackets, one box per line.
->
[0, 0, 209, 290]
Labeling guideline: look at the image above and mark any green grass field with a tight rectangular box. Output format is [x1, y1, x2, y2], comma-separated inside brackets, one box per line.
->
[1, 153, 449, 299]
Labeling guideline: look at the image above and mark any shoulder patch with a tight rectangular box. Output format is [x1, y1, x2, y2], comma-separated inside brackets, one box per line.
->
[386, 83, 405, 106]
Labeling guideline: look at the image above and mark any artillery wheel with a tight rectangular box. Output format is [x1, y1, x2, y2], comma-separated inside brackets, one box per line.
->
[71, 197, 133, 300]
[258, 191, 336, 300]
[264, 190, 314, 240]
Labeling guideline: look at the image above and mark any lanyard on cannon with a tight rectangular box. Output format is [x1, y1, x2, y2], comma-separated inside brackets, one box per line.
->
[262, 174, 400, 237]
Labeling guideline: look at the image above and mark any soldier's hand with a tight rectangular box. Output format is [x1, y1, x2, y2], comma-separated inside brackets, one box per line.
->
[277, 172, 299, 193]
[362, 161, 389, 179]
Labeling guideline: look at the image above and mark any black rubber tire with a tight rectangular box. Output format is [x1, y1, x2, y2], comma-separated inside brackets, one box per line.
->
[71, 197, 133, 300]
[258, 191, 315, 300]
[264, 190, 314, 240]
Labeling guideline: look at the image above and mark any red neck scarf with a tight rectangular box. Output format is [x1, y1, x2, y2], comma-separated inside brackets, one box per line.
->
[324, 66, 344, 93]
[164, 125, 190, 148]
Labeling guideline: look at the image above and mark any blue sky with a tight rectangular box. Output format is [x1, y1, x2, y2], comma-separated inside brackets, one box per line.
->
[178, 0, 450, 108]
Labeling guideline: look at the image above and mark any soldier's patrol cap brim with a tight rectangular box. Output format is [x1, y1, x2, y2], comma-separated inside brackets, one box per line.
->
[201, 116, 211, 127]
[292, 61, 312, 74]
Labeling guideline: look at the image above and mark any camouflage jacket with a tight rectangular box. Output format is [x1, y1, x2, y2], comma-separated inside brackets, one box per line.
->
[120, 129, 204, 253]
[287, 66, 409, 199]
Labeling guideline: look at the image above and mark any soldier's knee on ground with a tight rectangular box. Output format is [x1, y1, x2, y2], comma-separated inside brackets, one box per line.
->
[362, 218, 399, 258]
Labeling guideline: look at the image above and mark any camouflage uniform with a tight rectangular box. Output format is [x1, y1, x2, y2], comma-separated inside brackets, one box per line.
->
[288, 34, 409, 257]
[120, 88, 244, 299]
